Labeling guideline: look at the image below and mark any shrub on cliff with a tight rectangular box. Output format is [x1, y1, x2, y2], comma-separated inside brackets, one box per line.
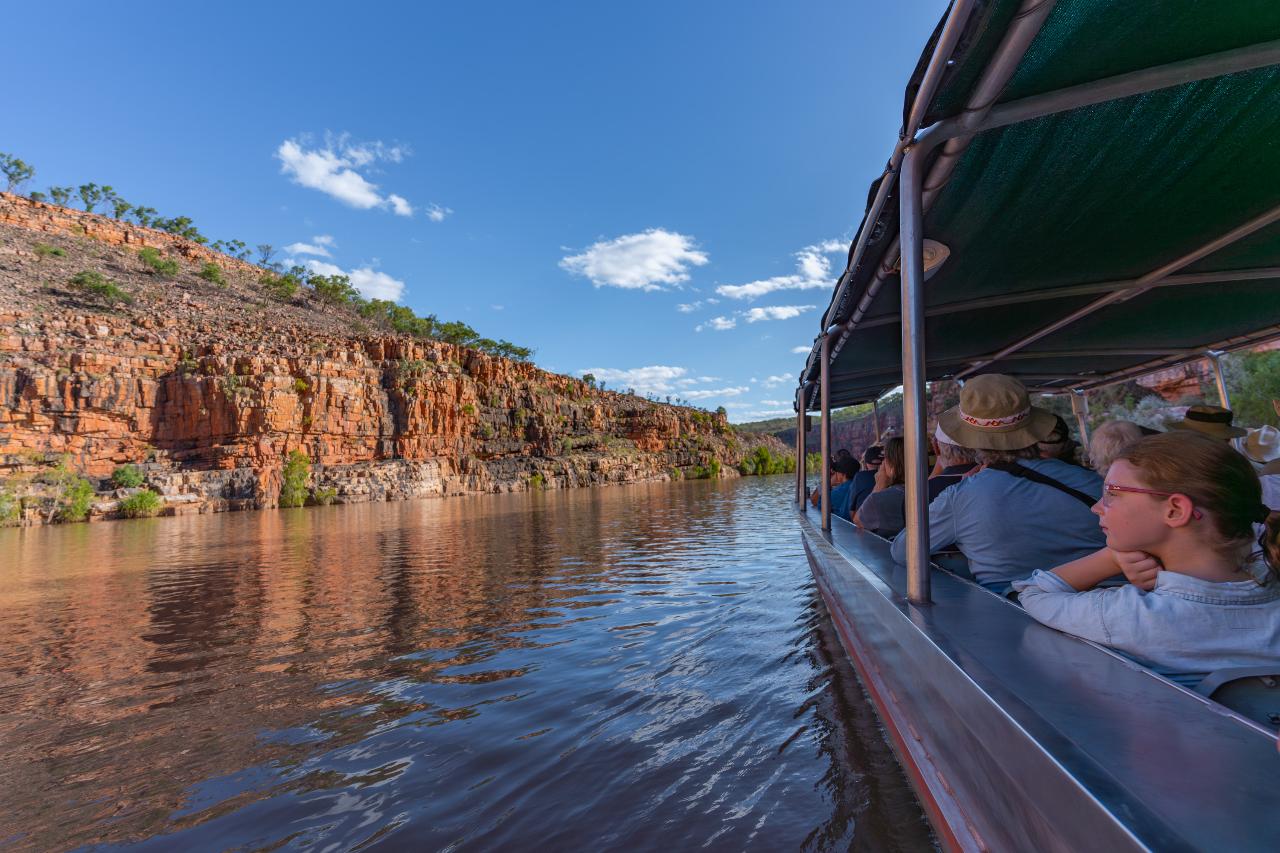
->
[33, 243, 66, 259]
[198, 262, 226, 287]
[279, 451, 311, 508]
[69, 271, 131, 304]
[119, 490, 163, 518]
[152, 215, 207, 244]
[111, 465, 146, 489]
[260, 268, 302, 301]
[309, 272, 360, 305]
[138, 247, 180, 277]
[311, 487, 337, 506]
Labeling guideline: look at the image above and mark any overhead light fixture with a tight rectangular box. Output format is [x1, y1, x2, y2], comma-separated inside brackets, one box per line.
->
[894, 239, 951, 280]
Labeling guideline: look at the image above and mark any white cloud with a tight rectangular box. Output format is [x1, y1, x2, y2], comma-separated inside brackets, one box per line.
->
[426, 203, 452, 222]
[560, 228, 709, 291]
[791, 345, 811, 354]
[745, 305, 815, 323]
[387, 194, 413, 217]
[759, 399, 787, 406]
[716, 239, 845, 300]
[300, 259, 405, 301]
[735, 408, 794, 421]
[276, 133, 415, 216]
[491, 304, 504, 311]
[578, 365, 688, 396]
[683, 386, 750, 400]
[677, 301, 701, 313]
[695, 315, 737, 332]
[761, 374, 790, 388]
[284, 235, 335, 257]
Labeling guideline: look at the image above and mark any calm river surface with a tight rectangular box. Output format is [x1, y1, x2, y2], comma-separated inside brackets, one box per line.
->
[0, 476, 932, 851]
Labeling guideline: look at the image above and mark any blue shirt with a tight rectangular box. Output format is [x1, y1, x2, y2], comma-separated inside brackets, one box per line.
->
[830, 481, 854, 521]
[849, 470, 876, 512]
[1014, 568, 1280, 687]
[889, 458, 1106, 594]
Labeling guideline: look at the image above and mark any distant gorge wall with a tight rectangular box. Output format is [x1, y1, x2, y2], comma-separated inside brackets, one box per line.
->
[0, 193, 781, 523]
[0, 310, 774, 520]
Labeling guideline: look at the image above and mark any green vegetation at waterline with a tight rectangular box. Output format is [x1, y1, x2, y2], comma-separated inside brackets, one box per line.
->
[738, 445, 796, 476]
[119, 490, 163, 518]
[110, 464, 145, 489]
[279, 451, 311, 508]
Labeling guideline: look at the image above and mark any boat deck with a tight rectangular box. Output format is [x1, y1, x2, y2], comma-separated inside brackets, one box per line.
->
[801, 509, 1280, 852]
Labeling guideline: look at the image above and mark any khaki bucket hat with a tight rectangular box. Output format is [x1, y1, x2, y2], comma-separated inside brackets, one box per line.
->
[937, 374, 1058, 451]
[1170, 405, 1248, 440]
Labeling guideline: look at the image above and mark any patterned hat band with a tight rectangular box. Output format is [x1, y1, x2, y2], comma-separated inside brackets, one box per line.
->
[959, 406, 1031, 428]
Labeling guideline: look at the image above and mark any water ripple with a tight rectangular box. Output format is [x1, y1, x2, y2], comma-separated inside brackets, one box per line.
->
[0, 477, 933, 851]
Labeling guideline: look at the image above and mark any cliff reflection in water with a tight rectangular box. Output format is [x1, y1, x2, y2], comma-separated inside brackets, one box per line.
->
[0, 477, 933, 851]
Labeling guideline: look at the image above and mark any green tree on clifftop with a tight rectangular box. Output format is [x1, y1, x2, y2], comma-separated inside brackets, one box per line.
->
[0, 153, 35, 193]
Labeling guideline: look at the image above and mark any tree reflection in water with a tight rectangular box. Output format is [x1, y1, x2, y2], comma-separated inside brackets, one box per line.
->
[0, 478, 932, 851]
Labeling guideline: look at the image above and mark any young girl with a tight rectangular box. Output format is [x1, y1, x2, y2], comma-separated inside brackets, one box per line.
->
[1013, 431, 1280, 688]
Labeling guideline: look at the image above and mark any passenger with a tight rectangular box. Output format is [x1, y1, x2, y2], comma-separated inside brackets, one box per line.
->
[1038, 414, 1084, 466]
[1013, 431, 1280, 688]
[835, 447, 854, 467]
[854, 437, 906, 536]
[849, 445, 884, 513]
[1087, 420, 1144, 477]
[929, 424, 977, 502]
[1169, 404, 1247, 441]
[889, 374, 1105, 594]
[830, 457, 860, 521]
[809, 456, 855, 508]
[1233, 424, 1280, 510]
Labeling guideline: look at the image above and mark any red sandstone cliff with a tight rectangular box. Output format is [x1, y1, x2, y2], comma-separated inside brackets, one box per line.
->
[0, 194, 785, 524]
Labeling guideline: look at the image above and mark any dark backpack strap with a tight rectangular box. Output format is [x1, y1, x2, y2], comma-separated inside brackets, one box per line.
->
[986, 462, 1097, 508]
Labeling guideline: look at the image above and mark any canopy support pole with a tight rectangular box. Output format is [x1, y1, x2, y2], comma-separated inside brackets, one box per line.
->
[1070, 389, 1091, 448]
[900, 142, 932, 605]
[820, 336, 832, 531]
[873, 398, 882, 440]
[1208, 351, 1232, 410]
[796, 386, 807, 506]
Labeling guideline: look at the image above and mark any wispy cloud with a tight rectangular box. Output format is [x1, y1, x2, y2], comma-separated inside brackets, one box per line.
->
[683, 386, 750, 401]
[426, 203, 452, 222]
[276, 133, 414, 216]
[791, 345, 811, 354]
[577, 365, 688, 395]
[300, 259, 405, 301]
[284, 234, 335, 257]
[761, 375, 790, 388]
[561, 229, 709, 291]
[695, 315, 737, 332]
[746, 305, 814, 322]
[716, 239, 845, 300]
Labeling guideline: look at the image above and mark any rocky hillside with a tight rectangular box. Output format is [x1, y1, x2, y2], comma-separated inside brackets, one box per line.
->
[0, 193, 788, 526]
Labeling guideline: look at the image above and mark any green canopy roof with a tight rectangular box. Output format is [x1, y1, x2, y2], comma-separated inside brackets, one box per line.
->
[802, 0, 1280, 408]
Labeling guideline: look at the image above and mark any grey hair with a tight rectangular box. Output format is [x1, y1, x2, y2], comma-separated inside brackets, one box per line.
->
[1088, 420, 1144, 476]
[938, 441, 976, 465]
[975, 445, 1041, 465]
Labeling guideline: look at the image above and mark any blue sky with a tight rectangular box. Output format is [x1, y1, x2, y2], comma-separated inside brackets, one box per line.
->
[6, 1, 945, 421]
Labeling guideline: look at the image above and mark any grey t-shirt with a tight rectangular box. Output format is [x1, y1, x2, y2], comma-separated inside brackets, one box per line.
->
[857, 484, 906, 536]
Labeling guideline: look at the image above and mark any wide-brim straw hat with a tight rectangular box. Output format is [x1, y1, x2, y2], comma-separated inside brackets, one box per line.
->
[937, 374, 1058, 451]
[1170, 405, 1248, 439]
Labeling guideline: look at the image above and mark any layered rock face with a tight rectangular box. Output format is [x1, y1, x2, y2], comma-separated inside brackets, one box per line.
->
[0, 195, 783, 523]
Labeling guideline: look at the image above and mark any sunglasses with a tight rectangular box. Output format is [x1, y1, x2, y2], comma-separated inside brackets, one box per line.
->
[1101, 483, 1204, 520]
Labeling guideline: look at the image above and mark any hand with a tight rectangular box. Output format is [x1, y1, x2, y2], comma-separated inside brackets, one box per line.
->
[873, 463, 892, 491]
[1112, 549, 1161, 591]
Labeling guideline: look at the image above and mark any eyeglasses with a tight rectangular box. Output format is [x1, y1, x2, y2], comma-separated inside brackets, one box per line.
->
[1101, 483, 1204, 519]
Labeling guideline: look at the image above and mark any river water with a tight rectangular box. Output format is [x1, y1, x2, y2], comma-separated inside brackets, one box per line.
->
[0, 476, 932, 852]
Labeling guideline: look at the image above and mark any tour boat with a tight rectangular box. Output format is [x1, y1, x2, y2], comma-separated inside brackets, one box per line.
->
[793, 1, 1280, 849]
